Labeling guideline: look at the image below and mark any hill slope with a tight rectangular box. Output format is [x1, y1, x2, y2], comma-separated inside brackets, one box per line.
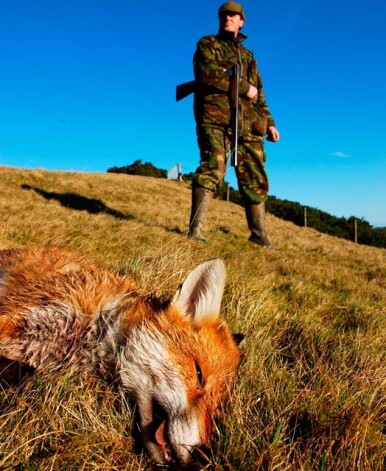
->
[0, 166, 385, 470]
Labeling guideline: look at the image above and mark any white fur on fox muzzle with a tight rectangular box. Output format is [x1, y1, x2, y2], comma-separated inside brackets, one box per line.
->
[151, 404, 201, 463]
[168, 414, 201, 462]
[146, 417, 200, 464]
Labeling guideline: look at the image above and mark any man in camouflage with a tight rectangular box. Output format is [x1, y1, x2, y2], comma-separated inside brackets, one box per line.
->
[188, 1, 280, 247]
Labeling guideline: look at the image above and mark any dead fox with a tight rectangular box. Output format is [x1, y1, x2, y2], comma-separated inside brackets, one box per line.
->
[0, 246, 243, 465]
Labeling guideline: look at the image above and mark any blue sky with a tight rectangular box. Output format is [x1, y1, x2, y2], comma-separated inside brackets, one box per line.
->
[1, 0, 385, 227]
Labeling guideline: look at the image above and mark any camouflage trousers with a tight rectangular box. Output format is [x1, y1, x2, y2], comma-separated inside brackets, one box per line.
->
[194, 124, 269, 204]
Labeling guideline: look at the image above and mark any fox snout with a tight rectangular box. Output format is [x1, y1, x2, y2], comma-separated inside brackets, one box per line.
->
[151, 401, 203, 463]
[143, 396, 214, 464]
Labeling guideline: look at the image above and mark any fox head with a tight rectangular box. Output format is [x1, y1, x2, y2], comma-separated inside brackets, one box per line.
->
[118, 259, 243, 465]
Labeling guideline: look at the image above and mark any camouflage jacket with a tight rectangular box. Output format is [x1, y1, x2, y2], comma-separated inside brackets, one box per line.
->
[193, 31, 275, 139]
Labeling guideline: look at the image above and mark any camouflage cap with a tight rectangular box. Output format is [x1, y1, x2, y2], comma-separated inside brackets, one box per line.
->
[218, 2, 246, 20]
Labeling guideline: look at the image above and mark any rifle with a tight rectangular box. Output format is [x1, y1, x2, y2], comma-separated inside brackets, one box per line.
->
[176, 80, 196, 102]
[228, 63, 240, 167]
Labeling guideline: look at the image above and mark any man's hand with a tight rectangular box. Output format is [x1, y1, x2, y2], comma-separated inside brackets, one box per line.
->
[246, 84, 258, 100]
[266, 126, 280, 142]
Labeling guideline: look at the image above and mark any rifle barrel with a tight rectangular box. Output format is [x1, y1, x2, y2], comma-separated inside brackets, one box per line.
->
[229, 64, 240, 167]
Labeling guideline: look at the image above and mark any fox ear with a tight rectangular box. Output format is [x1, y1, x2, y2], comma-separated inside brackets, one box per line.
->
[171, 259, 226, 324]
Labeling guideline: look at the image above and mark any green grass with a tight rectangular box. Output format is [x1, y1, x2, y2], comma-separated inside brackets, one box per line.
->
[0, 166, 385, 470]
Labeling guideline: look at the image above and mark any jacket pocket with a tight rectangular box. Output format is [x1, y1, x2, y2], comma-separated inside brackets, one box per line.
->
[251, 107, 268, 136]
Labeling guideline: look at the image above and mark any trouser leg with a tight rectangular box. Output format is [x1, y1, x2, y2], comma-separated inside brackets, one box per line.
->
[235, 140, 268, 204]
[194, 124, 228, 191]
[188, 125, 227, 241]
[235, 141, 272, 247]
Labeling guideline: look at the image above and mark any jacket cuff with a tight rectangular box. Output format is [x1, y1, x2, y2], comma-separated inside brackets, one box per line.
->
[267, 117, 275, 127]
[239, 79, 250, 95]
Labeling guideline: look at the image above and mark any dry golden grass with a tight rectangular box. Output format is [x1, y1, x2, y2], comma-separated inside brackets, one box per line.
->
[0, 165, 385, 470]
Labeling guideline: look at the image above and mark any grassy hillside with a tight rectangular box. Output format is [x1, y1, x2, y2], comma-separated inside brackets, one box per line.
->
[0, 166, 385, 470]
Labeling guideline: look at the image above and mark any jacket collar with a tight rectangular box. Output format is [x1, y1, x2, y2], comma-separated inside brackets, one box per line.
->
[217, 30, 247, 44]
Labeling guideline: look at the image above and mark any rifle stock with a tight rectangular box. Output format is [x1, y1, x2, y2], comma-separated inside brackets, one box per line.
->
[176, 80, 196, 102]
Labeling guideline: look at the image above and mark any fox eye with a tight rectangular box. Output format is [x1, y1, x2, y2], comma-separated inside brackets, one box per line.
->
[195, 361, 205, 389]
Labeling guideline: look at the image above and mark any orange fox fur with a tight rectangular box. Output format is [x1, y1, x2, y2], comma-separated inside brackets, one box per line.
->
[0, 246, 243, 465]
